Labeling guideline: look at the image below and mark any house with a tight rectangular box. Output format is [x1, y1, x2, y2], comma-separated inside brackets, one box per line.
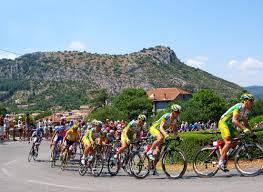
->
[147, 87, 192, 113]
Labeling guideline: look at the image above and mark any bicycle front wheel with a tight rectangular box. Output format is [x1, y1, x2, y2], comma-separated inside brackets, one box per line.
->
[162, 148, 187, 179]
[33, 145, 38, 160]
[91, 154, 104, 177]
[79, 162, 87, 176]
[28, 147, 34, 162]
[193, 146, 220, 177]
[235, 143, 263, 176]
[129, 150, 150, 179]
[107, 152, 120, 176]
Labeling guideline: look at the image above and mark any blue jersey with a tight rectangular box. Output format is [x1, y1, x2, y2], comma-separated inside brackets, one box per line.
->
[32, 127, 44, 137]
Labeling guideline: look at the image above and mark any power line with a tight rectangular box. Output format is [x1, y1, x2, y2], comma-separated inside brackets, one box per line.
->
[0, 48, 22, 56]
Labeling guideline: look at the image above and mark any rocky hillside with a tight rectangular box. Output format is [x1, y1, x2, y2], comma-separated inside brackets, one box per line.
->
[0, 46, 242, 111]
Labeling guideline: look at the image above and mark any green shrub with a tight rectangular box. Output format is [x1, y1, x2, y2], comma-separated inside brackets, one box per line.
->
[249, 115, 263, 127]
[177, 130, 263, 162]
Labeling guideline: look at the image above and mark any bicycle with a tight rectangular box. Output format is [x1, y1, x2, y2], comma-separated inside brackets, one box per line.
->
[79, 143, 108, 177]
[193, 133, 263, 177]
[60, 143, 77, 171]
[107, 138, 146, 176]
[129, 137, 187, 179]
[50, 142, 61, 168]
[28, 138, 41, 162]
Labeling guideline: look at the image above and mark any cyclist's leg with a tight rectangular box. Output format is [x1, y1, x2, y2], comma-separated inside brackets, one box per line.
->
[218, 120, 235, 170]
[148, 127, 164, 152]
[114, 131, 129, 158]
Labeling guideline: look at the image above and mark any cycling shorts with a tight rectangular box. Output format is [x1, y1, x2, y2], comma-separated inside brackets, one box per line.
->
[54, 135, 63, 144]
[218, 120, 239, 140]
[65, 139, 75, 148]
[149, 126, 165, 142]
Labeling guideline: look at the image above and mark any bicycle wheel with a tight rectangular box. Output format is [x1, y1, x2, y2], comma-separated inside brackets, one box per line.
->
[91, 154, 104, 177]
[28, 146, 34, 162]
[162, 148, 187, 179]
[33, 145, 38, 160]
[107, 152, 120, 176]
[79, 161, 87, 176]
[193, 146, 220, 177]
[129, 150, 150, 179]
[61, 153, 68, 171]
[235, 143, 263, 176]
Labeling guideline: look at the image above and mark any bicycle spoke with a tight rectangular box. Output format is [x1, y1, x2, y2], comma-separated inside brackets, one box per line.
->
[162, 148, 187, 179]
[193, 147, 219, 177]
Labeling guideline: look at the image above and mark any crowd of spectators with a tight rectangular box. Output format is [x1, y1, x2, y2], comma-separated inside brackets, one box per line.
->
[0, 114, 55, 141]
[178, 120, 218, 132]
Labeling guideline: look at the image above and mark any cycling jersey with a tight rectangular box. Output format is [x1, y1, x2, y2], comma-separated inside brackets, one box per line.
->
[219, 103, 249, 139]
[82, 128, 102, 146]
[152, 113, 178, 130]
[220, 103, 249, 126]
[31, 128, 44, 138]
[65, 129, 79, 142]
[121, 120, 143, 144]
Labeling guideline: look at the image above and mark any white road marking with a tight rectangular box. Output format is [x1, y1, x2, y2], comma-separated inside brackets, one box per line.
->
[27, 180, 89, 190]
[1, 168, 11, 177]
[3, 160, 17, 166]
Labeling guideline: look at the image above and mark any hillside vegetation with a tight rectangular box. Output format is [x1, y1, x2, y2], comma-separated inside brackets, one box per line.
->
[0, 46, 242, 111]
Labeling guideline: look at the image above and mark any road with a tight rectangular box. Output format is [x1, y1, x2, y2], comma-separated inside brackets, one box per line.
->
[0, 141, 262, 192]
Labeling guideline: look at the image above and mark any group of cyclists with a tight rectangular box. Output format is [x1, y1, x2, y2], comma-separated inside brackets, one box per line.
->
[29, 92, 258, 174]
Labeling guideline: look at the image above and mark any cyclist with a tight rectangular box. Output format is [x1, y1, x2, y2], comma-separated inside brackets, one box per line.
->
[147, 104, 181, 161]
[50, 125, 66, 161]
[114, 114, 147, 159]
[218, 93, 255, 171]
[81, 120, 103, 164]
[61, 122, 80, 160]
[29, 127, 44, 151]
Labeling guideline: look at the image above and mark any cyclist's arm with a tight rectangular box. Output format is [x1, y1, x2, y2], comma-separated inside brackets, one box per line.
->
[170, 124, 178, 136]
[124, 126, 131, 141]
[89, 131, 94, 144]
[159, 121, 168, 138]
[63, 132, 68, 143]
[51, 132, 56, 142]
[243, 116, 250, 129]
[232, 114, 247, 131]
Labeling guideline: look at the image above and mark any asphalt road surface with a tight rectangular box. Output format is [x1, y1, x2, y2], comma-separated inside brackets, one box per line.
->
[0, 141, 262, 192]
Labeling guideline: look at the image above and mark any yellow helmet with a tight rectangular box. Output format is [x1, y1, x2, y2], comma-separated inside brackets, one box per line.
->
[71, 124, 79, 130]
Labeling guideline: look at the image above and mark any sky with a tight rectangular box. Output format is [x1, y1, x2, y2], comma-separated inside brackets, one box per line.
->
[0, 0, 263, 87]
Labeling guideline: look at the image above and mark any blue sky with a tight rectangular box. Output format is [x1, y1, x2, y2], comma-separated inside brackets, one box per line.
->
[1, 0, 263, 86]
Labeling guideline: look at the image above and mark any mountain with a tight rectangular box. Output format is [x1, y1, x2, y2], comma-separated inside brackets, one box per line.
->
[0, 46, 243, 111]
[244, 86, 263, 99]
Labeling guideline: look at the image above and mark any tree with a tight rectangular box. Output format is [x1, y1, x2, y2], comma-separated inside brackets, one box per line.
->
[250, 99, 263, 118]
[180, 89, 227, 122]
[112, 88, 152, 120]
[0, 102, 7, 115]
[87, 106, 128, 122]
[89, 89, 109, 108]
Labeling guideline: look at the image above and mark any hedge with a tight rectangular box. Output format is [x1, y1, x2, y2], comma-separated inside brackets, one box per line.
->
[177, 129, 263, 162]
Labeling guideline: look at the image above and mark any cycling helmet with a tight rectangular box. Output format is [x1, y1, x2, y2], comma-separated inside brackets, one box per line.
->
[91, 119, 98, 125]
[240, 93, 254, 102]
[171, 104, 182, 112]
[71, 124, 79, 130]
[96, 121, 103, 127]
[138, 114, 147, 122]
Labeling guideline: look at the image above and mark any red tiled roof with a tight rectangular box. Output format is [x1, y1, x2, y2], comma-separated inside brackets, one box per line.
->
[147, 88, 191, 101]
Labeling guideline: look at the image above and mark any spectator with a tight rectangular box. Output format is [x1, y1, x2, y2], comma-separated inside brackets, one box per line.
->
[17, 116, 23, 140]
[4, 115, 10, 140]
